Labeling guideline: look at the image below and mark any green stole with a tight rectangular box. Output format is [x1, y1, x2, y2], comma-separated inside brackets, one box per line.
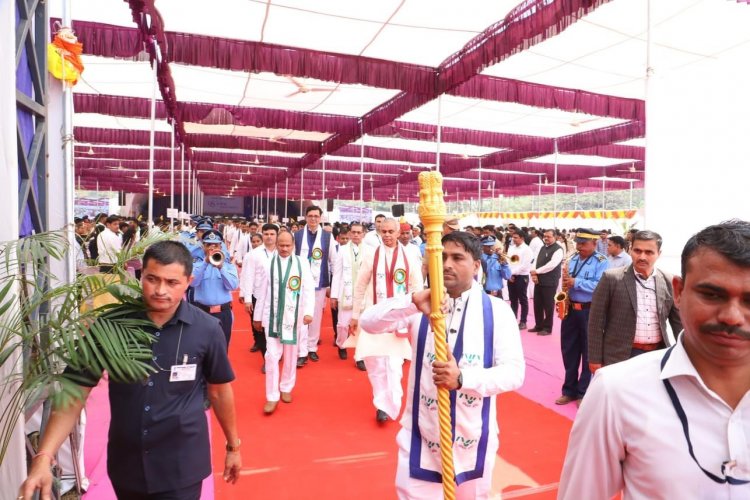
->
[268, 255, 303, 345]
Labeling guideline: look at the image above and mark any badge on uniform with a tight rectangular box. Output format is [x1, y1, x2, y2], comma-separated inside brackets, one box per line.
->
[170, 356, 197, 382]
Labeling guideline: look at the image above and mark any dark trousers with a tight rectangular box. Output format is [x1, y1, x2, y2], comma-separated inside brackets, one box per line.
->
[113, 481, 201, 500]
[507, 275, 529, 322]
[251, 295, 266, 356]
[331, 300, 338, 345]
[560, 308, 592, 398]
[533, 285, 556, 331]
[200, 306, 232, 348]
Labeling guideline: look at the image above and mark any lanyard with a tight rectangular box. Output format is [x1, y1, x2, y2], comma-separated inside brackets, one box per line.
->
[660, 346, 748, 485]
[570, 254, 593, 278]
[150, 323, 185, 374]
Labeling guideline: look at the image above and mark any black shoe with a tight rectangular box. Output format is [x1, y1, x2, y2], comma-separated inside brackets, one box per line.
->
[356, 360, 366, 371]
[518, 322, 527, 330]
[338, 348, 348, 360]
[537, 329, 552, 336]
[250, 344, 259, 352]
[528, 326, 544, 333]
[297, 357, 306, 368]
[309, 352, 320, 362]
[376, 409, 388, 423]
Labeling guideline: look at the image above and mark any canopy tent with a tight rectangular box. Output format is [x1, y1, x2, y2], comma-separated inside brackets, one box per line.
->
[52, 0, 749, 207]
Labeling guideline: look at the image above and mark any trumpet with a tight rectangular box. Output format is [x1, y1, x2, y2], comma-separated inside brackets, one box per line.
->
[555, 257, 571, 320]
[209, 250, 225, 267]
[509, 254, 520, 264]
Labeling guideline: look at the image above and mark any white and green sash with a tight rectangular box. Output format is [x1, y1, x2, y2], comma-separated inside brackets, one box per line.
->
[268, 255, 303, 345]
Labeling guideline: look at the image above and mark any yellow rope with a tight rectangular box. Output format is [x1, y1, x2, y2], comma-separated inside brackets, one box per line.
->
[418, 171, 455, 499]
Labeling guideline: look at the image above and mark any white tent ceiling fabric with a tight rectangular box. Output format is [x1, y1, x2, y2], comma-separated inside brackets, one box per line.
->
[53, 0, 750, 201]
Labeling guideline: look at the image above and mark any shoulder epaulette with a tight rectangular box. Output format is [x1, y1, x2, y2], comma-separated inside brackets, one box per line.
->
[596, 253, 607, 262]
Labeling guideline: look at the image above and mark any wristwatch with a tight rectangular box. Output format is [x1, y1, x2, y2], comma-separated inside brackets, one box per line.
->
[456, 371, 463, 390]
[225, 439, 241, 452]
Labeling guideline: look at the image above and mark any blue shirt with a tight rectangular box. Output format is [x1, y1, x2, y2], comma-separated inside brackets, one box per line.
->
[607, 251, 632, 269]
[482, 253, 512, 291]
[567, 251, 609, 303]
[191, 260, 239, 306]
[66, 301, 234, 493]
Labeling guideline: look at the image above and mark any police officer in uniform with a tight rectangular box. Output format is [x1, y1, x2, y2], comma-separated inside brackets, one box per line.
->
[191, 230, 239, 347]
[555, 228, 609, 406]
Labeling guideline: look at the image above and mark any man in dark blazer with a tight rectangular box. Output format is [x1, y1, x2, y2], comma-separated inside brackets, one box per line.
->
[588, 230, 682, 373]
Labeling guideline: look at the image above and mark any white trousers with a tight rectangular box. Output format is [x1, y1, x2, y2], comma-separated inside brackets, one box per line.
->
[265, 336, 299, 402]
[395, 428, 499, 500]
[336, 308, 353, 349]
[364, 355, 404, 419]
[304, 288, 328, 354]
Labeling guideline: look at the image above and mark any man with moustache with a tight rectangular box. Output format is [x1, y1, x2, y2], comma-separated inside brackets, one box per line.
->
[559, 221, 750, 499]
[555, 229, 609, 406]
[19, 241, 241, 499]
[360, 231, 524, 499]
[588, 230, 682, 371]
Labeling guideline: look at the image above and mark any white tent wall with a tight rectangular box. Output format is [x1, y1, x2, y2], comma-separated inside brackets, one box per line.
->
[0, 0, 25, 494]
[646, 39, 750, 274]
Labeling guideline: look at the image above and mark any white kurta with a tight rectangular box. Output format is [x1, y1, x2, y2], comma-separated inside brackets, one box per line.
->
[351, 243, 423, 360]
[255, 254, 316, 402]
[360, 282, 525, 497]
[239, 244, 275, 301]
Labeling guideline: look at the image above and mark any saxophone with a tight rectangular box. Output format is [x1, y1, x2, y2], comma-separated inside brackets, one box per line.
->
[555, 256, 572, 320]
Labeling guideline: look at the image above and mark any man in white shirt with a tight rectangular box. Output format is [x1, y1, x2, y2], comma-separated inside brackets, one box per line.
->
[240, 223, 278, 365]
[331, 223, 364, 360]
[360, 231, 525, 499]
[398, 222, 423, 265]
[507, 230, 533, 330]
[363, 214, 386, 248]
[96, 214, 123, 272]
[351, 219, 423, 424]
[411, 225, 423, 246]
[606, 235, 633, 269]
[559, 220, 750, 499]
[529, 229, 565, 335]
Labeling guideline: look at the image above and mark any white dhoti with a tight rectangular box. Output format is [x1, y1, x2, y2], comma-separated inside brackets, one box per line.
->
[364, 355, 404, 419]
[306, 288, 328, 353]
[336, 308, 353, 349]
[265, 336, 299, 402]
[395, 428, 499, 500]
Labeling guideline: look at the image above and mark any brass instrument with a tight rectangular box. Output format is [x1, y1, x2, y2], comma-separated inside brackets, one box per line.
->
[509, 254, 520, 264]
[209, 250, 225, 267]
[555, 257, 571, 320]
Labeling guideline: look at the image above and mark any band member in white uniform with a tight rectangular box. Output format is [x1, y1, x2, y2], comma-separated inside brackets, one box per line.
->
[254, 231, 315, 415]
[360, 231, 525, 499]
[293, 206, 332, 366]
[351, 219, 424, 423]
[331, 223, 365, 360]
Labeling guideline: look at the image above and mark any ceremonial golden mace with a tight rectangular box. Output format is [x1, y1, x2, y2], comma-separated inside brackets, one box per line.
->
[418, 171, 456, 499]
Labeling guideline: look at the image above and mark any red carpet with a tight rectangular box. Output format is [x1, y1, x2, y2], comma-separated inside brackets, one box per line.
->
[211, 295, 573, 499]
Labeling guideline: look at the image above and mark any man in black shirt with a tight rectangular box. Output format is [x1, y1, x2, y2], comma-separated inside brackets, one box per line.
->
[20, 241, 242, 500]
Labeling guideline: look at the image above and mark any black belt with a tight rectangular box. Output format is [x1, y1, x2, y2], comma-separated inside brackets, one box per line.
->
[570, 301, 591, 311]
[195, 302, 232, 313]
